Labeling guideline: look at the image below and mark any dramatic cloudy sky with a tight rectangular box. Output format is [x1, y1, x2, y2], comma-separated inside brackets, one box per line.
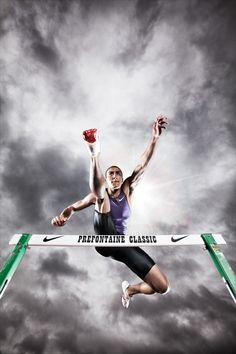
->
[0, 0, 236, 353]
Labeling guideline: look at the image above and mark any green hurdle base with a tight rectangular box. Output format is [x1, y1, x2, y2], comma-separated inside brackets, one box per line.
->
[0, 234, 31, 299]
[201, 234, 236, 303]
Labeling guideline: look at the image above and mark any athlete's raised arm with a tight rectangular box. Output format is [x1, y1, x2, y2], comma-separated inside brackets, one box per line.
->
[51, 193, 96, 227]
[123, 115, 168, 195]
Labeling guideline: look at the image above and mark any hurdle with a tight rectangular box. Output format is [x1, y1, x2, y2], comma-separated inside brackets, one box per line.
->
[0, 233, 235, 302]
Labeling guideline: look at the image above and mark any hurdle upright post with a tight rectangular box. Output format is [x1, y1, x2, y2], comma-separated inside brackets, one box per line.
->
[201, 233, 236, 303]
[0, 233, 32, 299]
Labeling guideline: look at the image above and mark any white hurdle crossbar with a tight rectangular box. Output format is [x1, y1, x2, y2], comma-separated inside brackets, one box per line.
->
[9, 233, 226, 247]
[1, 233, 235, 303]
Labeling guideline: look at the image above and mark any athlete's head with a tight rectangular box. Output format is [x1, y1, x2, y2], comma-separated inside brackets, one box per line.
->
[105, 166, 123, 190]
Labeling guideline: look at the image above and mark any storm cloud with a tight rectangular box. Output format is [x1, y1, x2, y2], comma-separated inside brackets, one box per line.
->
[0, 0, 236, 353]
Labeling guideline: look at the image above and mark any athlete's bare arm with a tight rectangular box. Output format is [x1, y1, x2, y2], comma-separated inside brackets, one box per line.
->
[51, 193, 95, 227]
[123, 115, 168, 197]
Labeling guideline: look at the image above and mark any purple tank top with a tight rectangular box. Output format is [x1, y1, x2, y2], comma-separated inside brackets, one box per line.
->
[109, 190, 131, 234]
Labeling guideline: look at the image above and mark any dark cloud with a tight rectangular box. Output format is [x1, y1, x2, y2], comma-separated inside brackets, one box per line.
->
[181, 0, 236, 123]
[114, 0, 163, 65]
[0, 287, 91, 353]
[185, 0, 236, 62]
[163, 0, 236, 158]
[18, 14, 60, 70]
[38, 249, 89, 279]
[31, 40, 59, 70]
[226, 118, 236, 149]
[224, 184, 236, 234]
[163, 255, 200, 277]
[0, 307, 25, 342]
[135, 0, 162, 37]
[78, 0, 131, 16]
[0, 96, 10, 145]
[1, 138, 89, 226]
[0, 0, 236, 354]
[14, 332, 48, 354]
[107, 286, 236, 354]
[1, 0, 61, 70]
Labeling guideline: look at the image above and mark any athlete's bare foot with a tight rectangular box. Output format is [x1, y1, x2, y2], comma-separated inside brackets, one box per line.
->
[83, 128, 100, 157]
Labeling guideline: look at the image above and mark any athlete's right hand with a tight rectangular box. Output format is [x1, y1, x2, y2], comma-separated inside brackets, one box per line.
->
[51, 206, 74, 227]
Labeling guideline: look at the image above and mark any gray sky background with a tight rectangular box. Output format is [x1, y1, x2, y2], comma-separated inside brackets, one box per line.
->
[0, 0, 236, 353]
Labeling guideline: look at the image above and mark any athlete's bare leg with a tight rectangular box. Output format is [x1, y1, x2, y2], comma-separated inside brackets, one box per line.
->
[127, 265, 170, 297]
[83, 129, 110, 213]
[89, 156, 106, 199]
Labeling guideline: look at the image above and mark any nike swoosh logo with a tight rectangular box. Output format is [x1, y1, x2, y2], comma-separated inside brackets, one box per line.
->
[171, 235, 189, 242]
[43, 236, 63, 242]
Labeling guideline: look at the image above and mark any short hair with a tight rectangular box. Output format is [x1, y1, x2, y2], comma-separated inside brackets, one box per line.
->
[105, 165, 123, 178]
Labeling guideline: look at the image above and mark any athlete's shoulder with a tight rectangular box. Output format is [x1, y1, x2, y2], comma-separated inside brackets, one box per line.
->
[121, 182, 133, 206]
[122, 177, 134, 195]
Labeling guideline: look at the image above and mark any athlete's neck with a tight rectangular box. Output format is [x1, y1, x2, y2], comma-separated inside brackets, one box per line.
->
[108, 188, 121, 198]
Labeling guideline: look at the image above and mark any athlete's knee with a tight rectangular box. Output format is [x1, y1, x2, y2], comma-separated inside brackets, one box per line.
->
[146, 278, 170, 295]
[159, 282, 171, 295]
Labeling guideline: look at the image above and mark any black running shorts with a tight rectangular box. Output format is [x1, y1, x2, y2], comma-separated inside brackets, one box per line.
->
[94, 211, 155, 280]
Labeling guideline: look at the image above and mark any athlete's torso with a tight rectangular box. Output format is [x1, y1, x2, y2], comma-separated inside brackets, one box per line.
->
[108, 189, 131, 234]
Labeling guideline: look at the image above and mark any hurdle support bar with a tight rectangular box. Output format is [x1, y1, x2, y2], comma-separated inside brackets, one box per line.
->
[201, 233, 236, 303]
[0, 233, 32, 299]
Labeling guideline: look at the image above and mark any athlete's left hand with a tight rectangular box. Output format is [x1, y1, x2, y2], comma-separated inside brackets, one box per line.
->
[152, 115, 168, 138]
[51, 206, 74, 227]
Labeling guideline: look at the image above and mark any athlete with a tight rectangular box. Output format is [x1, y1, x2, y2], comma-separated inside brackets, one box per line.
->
[52, 115, 170, 308]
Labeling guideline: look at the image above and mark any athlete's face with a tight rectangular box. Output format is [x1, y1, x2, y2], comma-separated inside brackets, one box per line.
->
[106, 167, 123, 190]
